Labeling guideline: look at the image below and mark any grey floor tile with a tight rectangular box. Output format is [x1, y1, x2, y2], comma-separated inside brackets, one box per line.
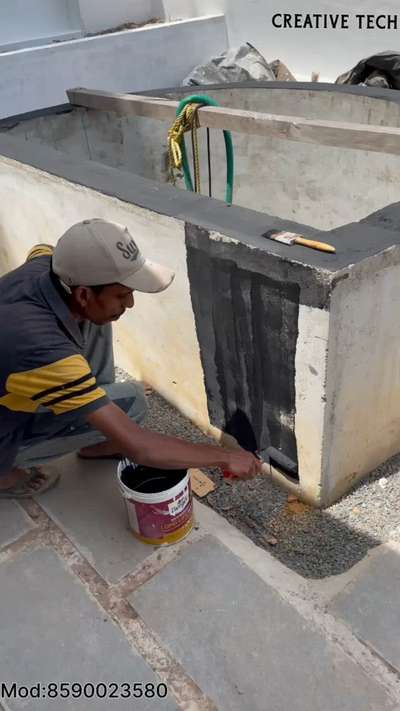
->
[37, 456, 155, 583]
[0, 547, 176, 711]
[130, 536, 395, 711]
[0, 500, 33, 548]
[330, 547, 400, 672]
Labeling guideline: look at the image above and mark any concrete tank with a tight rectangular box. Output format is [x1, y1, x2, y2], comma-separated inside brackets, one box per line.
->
[1, 82, 400, 506]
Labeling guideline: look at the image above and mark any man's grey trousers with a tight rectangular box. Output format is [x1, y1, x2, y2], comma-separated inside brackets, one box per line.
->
[15, 323, 147, 468]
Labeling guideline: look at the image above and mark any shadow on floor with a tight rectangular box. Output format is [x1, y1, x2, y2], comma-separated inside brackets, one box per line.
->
[143, 390, 400, 579]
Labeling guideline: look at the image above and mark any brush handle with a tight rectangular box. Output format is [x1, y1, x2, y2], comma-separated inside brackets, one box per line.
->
[294, 237, 336, 253]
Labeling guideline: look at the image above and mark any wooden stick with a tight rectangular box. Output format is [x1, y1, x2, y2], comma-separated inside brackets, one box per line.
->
[67, 87, 400, 157]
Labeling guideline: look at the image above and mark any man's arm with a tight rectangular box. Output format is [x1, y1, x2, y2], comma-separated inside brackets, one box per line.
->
[86, 402, 262, 478]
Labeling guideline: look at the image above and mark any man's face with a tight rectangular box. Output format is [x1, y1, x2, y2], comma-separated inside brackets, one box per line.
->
[72, 284, 135, 325]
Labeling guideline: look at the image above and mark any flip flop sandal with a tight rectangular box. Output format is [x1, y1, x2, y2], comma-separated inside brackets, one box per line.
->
[0, 467, 60, 499]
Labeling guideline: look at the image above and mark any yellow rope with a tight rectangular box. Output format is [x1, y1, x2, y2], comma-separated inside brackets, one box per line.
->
[168, 103, 201, 191]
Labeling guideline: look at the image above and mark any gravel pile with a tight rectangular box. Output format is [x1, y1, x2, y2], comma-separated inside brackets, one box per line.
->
[116, 369, 400, 579]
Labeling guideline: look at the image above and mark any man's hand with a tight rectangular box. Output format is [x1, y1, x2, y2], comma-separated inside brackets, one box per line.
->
[224, 449, 263, 480]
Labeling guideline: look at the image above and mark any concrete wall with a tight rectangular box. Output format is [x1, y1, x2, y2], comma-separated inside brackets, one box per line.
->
[295, 305, 329, 502]
[8, 84, 400, 231]
[323, 249, 400, 504]
[0, 15, 227, 120]
[0, 0, 166, 51]
[162, 0, 400, 82]
[0, 0, 82, 51]
[79, 0, 165, 32]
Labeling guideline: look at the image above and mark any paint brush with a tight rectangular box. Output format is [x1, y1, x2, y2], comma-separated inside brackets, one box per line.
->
[263, 229, 336, 254]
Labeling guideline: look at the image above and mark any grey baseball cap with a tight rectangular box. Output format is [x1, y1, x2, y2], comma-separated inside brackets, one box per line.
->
[52, 218, 175, 293]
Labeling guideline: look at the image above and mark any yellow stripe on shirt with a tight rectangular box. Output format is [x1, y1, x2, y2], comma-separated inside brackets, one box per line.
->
[2, 355, 106, 416]
[49, 385, 106, 415]
[0, 393, 39, 413]
[26, 244, 54, 262]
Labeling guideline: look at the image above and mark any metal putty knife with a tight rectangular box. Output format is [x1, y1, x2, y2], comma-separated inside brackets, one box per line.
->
[263, 229, 336, 254]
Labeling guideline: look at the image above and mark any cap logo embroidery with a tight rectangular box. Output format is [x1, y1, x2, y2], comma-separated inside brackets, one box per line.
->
[116, 239, 139, 262]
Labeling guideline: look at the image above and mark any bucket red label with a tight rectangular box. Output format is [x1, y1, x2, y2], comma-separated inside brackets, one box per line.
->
[126, 479, 193, 542]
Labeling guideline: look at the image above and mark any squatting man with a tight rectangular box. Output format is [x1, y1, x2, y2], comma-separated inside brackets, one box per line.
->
[0, 219, 261, 497]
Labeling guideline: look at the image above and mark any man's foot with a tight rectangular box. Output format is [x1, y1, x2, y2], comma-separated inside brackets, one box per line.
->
[0, 467, 60, 498]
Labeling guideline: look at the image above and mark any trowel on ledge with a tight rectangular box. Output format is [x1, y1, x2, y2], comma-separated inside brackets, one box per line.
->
[263, 229, 336, 254]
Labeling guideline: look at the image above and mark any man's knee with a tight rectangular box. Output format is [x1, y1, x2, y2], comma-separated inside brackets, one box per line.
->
[127, 382, 148, 424]
[104, 381, 148, 424]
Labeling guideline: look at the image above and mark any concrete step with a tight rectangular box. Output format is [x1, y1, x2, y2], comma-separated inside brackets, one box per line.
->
[130, 534, 396, 711]
[0, 547, 177, 710]
[329, 543, 400, 675]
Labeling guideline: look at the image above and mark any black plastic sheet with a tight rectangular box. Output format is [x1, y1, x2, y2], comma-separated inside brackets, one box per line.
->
[336, 51, 400, 89]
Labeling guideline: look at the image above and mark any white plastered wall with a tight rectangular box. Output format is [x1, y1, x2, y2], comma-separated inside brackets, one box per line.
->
[0, 0, 82, 51]
[0, 155, 215, 438]
[322, 249, 400, 505]
[293, 305, 330, 505]
[0, 16, 227, 120]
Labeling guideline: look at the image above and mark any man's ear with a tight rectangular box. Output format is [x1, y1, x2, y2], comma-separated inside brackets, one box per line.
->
[72, 285, 92, 307]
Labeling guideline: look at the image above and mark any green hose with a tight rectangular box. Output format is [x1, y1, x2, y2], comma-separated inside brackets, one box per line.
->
[176, 94, 234, 205]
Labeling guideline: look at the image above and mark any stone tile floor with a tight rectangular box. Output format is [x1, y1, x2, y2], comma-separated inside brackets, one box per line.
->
[1, 451, 400, 711]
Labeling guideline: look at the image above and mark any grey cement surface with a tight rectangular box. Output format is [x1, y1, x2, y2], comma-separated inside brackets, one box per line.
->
[136, 379, 400, 580]
[0, 500, 33, 548]
[0, 547, 176, 711]
[330, 547, 400, 673]
[0, 130, 327, 275]
[130, 535, 395, 711]
[37, 455, 152, 583]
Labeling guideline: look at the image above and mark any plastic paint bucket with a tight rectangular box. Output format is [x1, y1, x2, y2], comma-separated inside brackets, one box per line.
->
[117, 461, 193, 546]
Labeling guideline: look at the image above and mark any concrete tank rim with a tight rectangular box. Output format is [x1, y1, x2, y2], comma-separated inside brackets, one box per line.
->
[142, 80, 400, 108]
[2, 80, 400, 128]
[1, 127, 400, 282]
